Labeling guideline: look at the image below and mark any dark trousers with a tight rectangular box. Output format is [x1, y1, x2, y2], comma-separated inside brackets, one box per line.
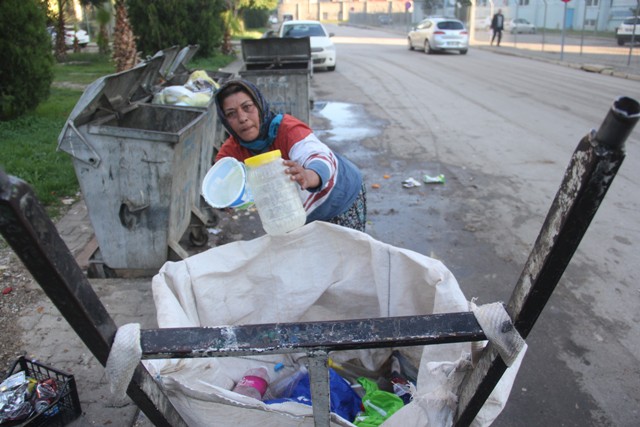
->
[491, 29, 502, 46]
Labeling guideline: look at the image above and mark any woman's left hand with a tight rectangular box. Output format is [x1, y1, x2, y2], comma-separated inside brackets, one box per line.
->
[283, 160, 320, 190]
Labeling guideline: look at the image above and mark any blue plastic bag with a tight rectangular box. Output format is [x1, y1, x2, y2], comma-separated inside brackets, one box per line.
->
[265, 368, 362, 422]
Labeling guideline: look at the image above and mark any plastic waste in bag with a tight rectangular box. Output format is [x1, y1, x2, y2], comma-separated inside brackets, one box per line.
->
[268, 366, 307, 399]
[265, 368, 362, 422]
[353, 377, 404, 427]
[389, 355, 415, 405]
[328, 358, 393, 392]
[232, 367, 270, 400]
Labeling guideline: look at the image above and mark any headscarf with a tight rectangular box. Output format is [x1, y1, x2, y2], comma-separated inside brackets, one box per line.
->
[214, 79, 283, 154]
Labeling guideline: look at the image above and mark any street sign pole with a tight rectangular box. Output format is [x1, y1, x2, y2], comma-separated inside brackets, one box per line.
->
[560, 0, 569, 61]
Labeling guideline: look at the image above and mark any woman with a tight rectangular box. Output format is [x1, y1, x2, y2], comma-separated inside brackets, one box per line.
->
[214, 79, 366, 232]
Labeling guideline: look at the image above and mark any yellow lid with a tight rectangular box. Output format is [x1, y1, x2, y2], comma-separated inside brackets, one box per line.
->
[244, 149, 282, 168]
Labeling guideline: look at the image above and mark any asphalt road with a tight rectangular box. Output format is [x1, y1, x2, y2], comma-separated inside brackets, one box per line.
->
[311, 23, 640, 426]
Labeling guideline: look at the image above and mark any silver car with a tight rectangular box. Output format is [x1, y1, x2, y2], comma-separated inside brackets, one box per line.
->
[408, 18, 469, 55]
[506, 18, 536, 34]
[616, 16, 640, 46]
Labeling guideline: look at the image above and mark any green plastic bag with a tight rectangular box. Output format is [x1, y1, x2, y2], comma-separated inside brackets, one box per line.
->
[353, 377, 405, 427]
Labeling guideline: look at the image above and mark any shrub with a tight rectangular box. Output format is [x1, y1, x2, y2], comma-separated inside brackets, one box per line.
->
[127, 0, 225, 58]
[0, 0, 54, 121]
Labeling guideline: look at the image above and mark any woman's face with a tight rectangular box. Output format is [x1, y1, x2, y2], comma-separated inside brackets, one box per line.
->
[222, 91, 260, 141]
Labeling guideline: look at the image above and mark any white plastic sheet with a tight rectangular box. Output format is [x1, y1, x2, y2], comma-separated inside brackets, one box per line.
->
[147, 222, 524, 426]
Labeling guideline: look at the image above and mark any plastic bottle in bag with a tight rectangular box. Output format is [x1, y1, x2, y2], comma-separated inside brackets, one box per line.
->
[244, 150, 306, 236]
[232, 367, 270, 400]
[390, 355, 414, 404]
[268, 366, 308, 399]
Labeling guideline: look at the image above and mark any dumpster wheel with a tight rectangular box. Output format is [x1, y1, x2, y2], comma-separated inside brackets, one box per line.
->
[189, 225, 209, 247]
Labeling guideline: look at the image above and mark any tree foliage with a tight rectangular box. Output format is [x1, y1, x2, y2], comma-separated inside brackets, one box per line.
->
[126, 0, 226, 58]
[0, 0, 54, 120]
[219, 0, 277, 53]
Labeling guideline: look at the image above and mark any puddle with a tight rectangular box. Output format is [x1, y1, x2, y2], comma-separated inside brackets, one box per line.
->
[313, 101, 381, 143]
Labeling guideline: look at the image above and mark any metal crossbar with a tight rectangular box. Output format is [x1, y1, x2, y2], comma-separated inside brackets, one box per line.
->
[1, 97, 637, 427]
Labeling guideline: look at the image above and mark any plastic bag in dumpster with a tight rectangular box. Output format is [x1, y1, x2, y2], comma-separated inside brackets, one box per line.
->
[152, 70, 219, 107]
[147, 222, 526, 426]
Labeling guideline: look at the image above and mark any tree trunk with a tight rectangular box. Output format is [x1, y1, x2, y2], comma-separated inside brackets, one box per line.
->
[112, 0, 139, 72]
[55, 1, 67, 61]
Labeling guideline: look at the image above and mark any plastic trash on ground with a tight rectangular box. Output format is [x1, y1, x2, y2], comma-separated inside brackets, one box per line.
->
[147, 222, 525, 426]
[424, 174, 445, 184]
[401, 178, 421, 188]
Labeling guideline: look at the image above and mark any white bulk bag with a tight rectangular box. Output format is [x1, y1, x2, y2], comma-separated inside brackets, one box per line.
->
[146, 222, 524, 426]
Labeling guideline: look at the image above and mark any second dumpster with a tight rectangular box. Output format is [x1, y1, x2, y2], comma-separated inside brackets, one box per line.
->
[239, 37, 312, 125]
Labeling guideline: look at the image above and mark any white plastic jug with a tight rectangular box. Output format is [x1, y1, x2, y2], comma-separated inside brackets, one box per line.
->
[244, 150, 306, 235]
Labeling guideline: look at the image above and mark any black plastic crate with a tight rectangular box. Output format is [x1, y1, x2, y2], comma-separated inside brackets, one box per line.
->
[1, 357, 81, 426]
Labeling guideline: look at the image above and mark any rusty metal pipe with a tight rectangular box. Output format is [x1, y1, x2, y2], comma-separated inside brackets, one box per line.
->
[0, 172, 187, 427]
[454, 97, 639, 427]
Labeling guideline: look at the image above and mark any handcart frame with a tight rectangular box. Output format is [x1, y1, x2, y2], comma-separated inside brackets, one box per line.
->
[1, 97, 638, 427]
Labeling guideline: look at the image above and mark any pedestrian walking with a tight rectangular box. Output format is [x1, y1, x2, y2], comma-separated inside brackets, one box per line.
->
[491, 9, 505, 46]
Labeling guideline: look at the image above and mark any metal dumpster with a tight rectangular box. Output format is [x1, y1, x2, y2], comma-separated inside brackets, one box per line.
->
[57, 46, 229, 272]
[239, 38, 312, 124]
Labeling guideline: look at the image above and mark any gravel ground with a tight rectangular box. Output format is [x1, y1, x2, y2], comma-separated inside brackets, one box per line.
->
[0, 201, 75, 380]
[0, 245, 45, 378]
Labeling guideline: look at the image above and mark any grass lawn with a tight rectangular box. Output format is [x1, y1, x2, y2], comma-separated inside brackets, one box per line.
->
[1, 50, 236, 218]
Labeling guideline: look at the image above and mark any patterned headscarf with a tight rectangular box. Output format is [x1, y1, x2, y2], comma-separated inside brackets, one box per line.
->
[214, 79, 282, 154]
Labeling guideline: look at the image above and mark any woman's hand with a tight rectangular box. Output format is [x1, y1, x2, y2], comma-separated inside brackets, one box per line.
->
[283, 159, 320, 190]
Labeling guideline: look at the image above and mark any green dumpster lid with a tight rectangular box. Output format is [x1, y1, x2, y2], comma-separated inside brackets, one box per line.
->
[241, 38, 311, 66]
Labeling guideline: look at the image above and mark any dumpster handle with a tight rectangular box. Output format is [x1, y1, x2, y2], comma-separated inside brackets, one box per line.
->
[119, 200, 150, 229]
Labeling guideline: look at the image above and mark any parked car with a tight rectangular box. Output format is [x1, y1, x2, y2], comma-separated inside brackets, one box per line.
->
[269, 15, 278, 25]
[48, 25, 90, 48]
[475, 16, 491, 31]
[407, 17, 469, 55]
[282, 14, 294, 22]
[278, 20, 336, 71]
[616, 16, 640, 45]
[505, 18, 536, 34]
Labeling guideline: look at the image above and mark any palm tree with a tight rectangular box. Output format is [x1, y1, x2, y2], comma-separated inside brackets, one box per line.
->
[112, 0, 139, 72]
[95, 3, 111, 55]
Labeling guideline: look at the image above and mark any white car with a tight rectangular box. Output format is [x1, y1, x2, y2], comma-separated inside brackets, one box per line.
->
[506, 18, 536, 34]
[48, 25, 90, 48]
[278, 20, 336, 71]
[616, 16, 640, 45]
[408, 17, 469, 55]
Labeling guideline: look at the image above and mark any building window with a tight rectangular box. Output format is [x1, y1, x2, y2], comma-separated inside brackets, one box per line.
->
[586, 0, 599, 6]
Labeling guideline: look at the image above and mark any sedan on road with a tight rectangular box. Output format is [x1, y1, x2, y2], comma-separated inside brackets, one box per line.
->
[408, 17, 469, 55]
[505, 18, 536, 34]
[279, 20, 337, 71]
